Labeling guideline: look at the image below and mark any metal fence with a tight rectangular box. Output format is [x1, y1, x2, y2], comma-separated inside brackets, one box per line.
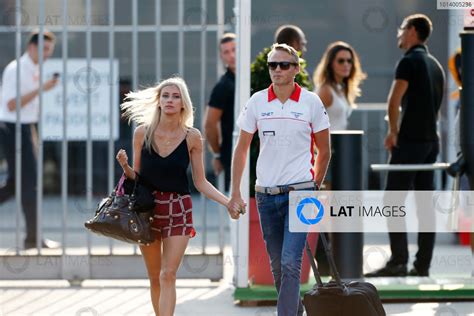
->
[350, 103, 445, 191]
[0, 0, 231, 281]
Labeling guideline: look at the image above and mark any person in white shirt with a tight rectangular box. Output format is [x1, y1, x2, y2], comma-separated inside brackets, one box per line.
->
[313, 41, 366, 130]
[0, 30, 60, 249]
[230, 43, 331, 316]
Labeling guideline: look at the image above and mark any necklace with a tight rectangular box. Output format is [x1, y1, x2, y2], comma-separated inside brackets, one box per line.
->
[158, 132, 180, 146]
[155, 126, 185, 147]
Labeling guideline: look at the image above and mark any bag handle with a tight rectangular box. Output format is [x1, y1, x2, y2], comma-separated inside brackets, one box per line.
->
[131, 172, 139, 196]
[115, 171, 140, 196]
[305, 240, 323, 287]
[305, 233, 343, 288]
[115, 174, 126, 196]
[319, 233, 343, 287]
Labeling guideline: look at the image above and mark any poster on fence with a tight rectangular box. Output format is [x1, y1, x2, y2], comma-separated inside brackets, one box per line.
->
[41, 58, 119, 141]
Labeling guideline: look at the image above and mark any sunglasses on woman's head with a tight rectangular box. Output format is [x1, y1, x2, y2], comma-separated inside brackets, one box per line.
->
[267, 61, 298, 70]
[336, 58, 353, 65]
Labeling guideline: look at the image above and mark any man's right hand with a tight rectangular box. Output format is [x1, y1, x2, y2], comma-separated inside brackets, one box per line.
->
[384, 131, 398, 152]
[43, 77, 59, 91]
[212, 158, 224, 175]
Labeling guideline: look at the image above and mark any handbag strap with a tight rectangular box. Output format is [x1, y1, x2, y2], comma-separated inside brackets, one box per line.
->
[115, 172, 140, 197]
[131, 172, 139, 196]
[115, 174, 127, 196]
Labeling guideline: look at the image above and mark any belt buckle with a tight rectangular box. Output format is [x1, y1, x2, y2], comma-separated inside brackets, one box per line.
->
[269, 187, 280, 195]
[279, 185, 289, 194]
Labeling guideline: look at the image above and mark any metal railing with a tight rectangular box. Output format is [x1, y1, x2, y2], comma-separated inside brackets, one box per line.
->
[0, 0, 230, 281]
[371, 163, 451, 172]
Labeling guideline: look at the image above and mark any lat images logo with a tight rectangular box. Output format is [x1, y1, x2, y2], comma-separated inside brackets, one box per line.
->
[297, 197, 324, 225]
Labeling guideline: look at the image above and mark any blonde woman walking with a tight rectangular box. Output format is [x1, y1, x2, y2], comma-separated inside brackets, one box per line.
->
[116, 77, 240, 316]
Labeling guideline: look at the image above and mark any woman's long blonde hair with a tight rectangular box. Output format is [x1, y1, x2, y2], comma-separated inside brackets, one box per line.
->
[120, 77, 194, 152]
[313, 41, 367, 105]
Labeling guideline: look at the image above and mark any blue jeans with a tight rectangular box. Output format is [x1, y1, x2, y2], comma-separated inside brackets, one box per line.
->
[256, 192, 307, 316]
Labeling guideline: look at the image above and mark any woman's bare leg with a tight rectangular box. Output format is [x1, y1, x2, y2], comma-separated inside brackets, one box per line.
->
[140, 237, 162, 315]
[159, 236, 189, 316]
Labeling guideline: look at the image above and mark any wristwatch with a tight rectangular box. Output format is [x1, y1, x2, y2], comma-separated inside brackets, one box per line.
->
[213, 153, 221, 160]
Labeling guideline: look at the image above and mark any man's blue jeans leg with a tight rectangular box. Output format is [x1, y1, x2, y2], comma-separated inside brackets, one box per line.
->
[256, 192, 307, 316]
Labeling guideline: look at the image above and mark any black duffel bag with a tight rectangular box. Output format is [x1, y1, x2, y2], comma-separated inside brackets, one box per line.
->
[84, 173, 157, 245]
[303, 233, 386, 316]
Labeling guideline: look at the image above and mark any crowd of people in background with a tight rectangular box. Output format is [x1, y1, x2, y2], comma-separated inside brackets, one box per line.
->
[1, 11, 470, 316]
[203, 12, 450, 313]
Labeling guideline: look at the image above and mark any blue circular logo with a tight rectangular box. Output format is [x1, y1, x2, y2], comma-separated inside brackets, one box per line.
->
[297, 197, 324, 225]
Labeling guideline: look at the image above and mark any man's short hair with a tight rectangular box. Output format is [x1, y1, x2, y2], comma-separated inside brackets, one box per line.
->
[274, 25, 304, 46]
[27, 29, 56, 45]
[404, 14, 432, 42]
[267, 43, 299, 64]
[220, 33, 236, 46]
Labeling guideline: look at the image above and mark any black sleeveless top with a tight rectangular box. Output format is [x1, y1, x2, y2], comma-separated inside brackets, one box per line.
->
[140, 135, 190, 194]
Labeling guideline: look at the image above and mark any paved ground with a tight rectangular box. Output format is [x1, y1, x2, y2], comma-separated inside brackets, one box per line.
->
[1, 279, 473, 315]
[1, 242, 473, 315]
[1, 196, 473, 315]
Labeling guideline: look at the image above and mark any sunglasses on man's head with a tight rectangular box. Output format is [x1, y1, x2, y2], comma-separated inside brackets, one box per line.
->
[267, 61, 298, 70]
[336, 58, 353, 65]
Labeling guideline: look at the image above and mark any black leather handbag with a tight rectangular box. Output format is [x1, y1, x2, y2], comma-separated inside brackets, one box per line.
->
[84, 173, 157, 245]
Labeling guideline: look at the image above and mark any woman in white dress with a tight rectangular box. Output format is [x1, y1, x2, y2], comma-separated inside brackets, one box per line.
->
[313, 41, 366, 130]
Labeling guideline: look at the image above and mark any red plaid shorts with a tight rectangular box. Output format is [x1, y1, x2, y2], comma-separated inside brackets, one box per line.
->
[151, 192, 196, 239]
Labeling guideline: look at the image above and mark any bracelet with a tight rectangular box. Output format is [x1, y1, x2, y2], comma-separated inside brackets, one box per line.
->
[213, 153, 221, 159]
